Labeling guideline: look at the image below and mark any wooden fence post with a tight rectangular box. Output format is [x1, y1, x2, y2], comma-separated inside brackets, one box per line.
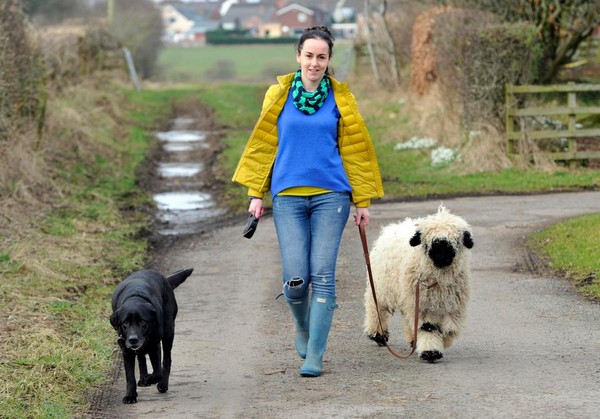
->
[505, 83, 516, 155]
[504, 82, 600, 164]
[567, 82, 576, 161]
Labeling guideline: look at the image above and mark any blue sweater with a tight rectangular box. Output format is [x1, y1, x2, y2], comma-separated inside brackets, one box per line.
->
[271, 88, 352, 197]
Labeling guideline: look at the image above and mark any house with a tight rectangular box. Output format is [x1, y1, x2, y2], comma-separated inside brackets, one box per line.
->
[296, 0, 358, 38]
[220, 2, 277, 36]
[221, 1, 337, 38]
[160, 0, 360, 43]
[274, 2, 329, 37]
[160, 3, 220, 44]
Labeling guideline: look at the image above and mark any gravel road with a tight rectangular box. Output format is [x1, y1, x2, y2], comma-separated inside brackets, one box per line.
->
[92, 191, 600, 419]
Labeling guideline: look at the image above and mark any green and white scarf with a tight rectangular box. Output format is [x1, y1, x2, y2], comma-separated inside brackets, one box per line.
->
[291, 70, 331, 115]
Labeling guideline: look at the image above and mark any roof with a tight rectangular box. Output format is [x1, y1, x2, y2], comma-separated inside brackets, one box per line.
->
[164, 2, 220, 21]
[275, 3, 315, 16]
[221, 3, 276, 23]
[163, 3, 220, 32]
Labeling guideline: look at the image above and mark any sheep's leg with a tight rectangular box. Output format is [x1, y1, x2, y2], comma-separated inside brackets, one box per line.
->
[416, 321, 444, 363]
[364, 289, 390, 346]
[441, 313, 463, 348]
[402, 315, 415, 347]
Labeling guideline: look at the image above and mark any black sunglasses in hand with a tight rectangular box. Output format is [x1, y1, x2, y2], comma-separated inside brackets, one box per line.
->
[242, 214, 259, 239]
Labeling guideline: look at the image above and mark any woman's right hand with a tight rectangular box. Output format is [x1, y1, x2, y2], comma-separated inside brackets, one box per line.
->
[248, 199, 265, 219]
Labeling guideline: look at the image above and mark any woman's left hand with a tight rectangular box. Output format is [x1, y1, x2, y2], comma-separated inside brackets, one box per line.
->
[354, 207, 370, 226]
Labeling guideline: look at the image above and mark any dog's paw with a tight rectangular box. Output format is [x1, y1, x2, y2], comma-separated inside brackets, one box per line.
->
[137, 377, 151, 387]
[367, 331, 389, 346]
[157, 382, 168, 393]
[138, 374, 161, 386]
[122, 394, 137, 404]
[420, 350, 443, 363]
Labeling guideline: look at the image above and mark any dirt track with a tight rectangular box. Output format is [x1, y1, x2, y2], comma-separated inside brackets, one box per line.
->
[91, 191, 600, 419]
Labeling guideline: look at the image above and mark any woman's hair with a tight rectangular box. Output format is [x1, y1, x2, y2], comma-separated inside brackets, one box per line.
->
[296, 26, 335, 58]
[296, 26, 335, 75]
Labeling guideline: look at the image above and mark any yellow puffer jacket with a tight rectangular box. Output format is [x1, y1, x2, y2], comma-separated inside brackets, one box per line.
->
[232, 73, 384, 206]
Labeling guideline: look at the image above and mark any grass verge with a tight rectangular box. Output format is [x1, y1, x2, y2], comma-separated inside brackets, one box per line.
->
[0, 81, 197, 417]
[526, 213, 600, 299]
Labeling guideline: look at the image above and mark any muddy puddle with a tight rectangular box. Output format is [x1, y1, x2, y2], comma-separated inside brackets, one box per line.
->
[152, 117, 226, 236]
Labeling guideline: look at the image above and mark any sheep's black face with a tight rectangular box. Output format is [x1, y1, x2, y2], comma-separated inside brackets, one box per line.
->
[428, 238, 455, 268]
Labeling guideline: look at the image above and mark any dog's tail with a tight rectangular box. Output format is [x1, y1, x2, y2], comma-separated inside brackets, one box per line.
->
[167, 268, 193, 289]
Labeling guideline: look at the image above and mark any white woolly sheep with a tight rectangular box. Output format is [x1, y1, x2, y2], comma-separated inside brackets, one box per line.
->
[364, 205, 474, 362]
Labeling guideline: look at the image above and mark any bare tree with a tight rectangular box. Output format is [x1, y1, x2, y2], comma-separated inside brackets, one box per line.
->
[362, 0, 400, 87]
[435, 0, 600, 83]
[110, 0, 163, 79]
[363, 0, 382, 84]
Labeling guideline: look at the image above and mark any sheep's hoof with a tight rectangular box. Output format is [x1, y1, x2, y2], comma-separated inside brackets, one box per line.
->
[420, 350, 443, 363]
[368, 331, 389, 346]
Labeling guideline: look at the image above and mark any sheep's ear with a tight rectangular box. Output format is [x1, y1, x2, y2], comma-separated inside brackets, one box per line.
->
[463, 231, 474, 249]
[409, 231, 421, 247]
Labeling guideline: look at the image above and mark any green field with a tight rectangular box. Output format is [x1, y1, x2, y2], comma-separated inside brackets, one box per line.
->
[157, 42, 355, 83]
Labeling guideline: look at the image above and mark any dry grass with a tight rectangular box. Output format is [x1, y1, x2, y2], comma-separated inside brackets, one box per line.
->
[0, 16, 167, 418]
[350, 71, 516, 174]
[459, 123, 514, 173]
[0, 136, 54, 207]
[0, 67, 150, 416]
[407, 84, 464, 146]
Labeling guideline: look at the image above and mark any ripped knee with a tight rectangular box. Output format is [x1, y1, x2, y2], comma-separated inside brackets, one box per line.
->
[283, 277, 309, 300]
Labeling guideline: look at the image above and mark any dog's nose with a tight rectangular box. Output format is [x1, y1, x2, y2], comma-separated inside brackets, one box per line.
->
[128, 336, 139, 346]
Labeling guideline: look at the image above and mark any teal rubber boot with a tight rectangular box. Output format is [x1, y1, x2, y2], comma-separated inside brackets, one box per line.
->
[300, 294, 337, 377]
[287, 296, 310, 359]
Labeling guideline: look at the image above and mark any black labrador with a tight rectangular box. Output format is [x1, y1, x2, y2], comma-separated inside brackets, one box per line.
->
[110, 268, 193, 404]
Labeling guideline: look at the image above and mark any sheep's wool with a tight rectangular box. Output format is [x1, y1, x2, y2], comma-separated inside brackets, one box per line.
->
[364, 205, 473, 362]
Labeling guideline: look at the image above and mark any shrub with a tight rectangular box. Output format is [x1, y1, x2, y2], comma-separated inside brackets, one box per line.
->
[204, 60, 236, 81]
[461, 22, 541, 127]
[432, 9, 541, 129]
[111, 0, 163, 79]
[408, 7, 539, 170]
[0, 0, 46, 137]
[21, 0, 84, 25]
[40, 26, 123, 88]
[206, 29, 297, 45]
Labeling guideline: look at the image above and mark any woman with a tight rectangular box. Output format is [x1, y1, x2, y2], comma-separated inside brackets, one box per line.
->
[232, 26, 384, 377]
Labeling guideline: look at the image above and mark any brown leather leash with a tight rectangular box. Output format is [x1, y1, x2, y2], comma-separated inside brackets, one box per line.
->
[358, 223, 419, 359]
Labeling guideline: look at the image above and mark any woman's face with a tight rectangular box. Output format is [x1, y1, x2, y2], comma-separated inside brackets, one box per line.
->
[296, 38, 331, 87]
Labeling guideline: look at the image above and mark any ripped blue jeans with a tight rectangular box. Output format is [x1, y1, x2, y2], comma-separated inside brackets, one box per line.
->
[273, 192, 351, 299]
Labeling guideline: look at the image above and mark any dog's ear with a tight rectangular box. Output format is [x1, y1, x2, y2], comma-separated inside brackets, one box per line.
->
[463, 231, 474, 249]
[150, 307, 164, 339]
[409, 231, 422, 247]
[109, 310, 120, 331]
